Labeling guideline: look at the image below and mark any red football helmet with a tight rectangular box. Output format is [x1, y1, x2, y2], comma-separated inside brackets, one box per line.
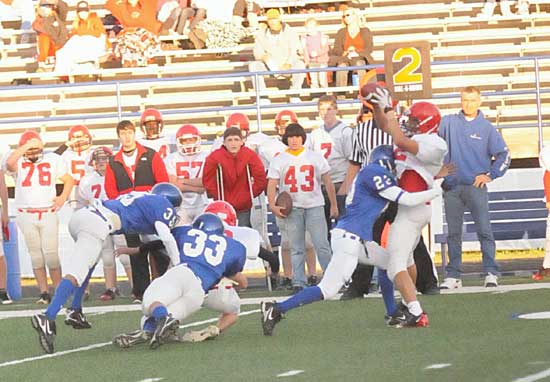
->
[226, 112, 250, 131]
[89, 146, 113, 175]
[204, 201, 237, 226]
[275, 109, 298, 136]
[19, 130, 44, 163]
[406, 101, 441, 135]
[140, 108, 163, 139]
[68, 125, 92, 153]
[176, 124, 201, 155]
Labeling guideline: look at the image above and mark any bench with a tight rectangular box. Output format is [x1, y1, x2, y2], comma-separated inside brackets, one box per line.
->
[434, 188, 547, 275]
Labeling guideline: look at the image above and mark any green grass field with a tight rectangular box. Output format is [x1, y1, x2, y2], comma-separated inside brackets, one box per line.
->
[1, 283, 550, 382]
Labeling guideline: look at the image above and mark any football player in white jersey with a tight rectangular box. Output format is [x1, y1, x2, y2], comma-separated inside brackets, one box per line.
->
[369, 88, 448, 326]
[307, 95, 353, 234]
[267, 123, 337, 289]
[56, 125, 94, 189]
[258, 110, 319, 289]
[76, 146, 132, 301]
[6, 131, 74, 304]
[165, 124, 209, 225]
[137, 108, 172, 159]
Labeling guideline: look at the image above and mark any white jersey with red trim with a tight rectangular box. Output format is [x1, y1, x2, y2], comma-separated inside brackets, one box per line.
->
[14, 152, 68, 208]
[164, 150, 209, 209]
[138, 136, 171, 159]
[307, 121, 353, 183]
[394, 133, 447, 188]
[268, 148, 330, 209]
[60, 149, 93, 185]
[225, 224, 262, 260]
[258, 136, 286, 167]
[77, 171, 106, 206]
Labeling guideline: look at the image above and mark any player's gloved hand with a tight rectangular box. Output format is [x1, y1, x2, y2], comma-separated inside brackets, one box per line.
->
[181, 325, 220, 343]
[368, 87, 393, 111]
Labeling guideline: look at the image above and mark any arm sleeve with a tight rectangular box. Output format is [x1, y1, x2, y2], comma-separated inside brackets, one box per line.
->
[331, 29, 345, 57]
[104, 162, 119, 200]
[152, 153, 169, 183]
[488, 129, 511, 180]
[202, 155, 219, 199]
[154, 221, 180, 267]
[379, 185, 442, 206]
[249, 153, 267, 197]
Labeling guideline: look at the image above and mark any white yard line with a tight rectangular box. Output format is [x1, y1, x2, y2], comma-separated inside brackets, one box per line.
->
[0, 308, 261, 369]
[425, 363, 452, 370]
[512, 368, 550, 382]
[277, 370, 305, 377]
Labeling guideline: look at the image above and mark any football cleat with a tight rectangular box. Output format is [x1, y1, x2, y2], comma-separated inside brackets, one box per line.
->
[0, 290, 12, 305]
[36, 292, 51, 305]
[394, 306, 430, 328]
[150, 314, 179, 350]
[113, 329, 152, 349]
[31, 313, 57, 354]
[181, 325, 220, 343]
[64, 308, 91, 329]
[385, 302, 408, 327]
[261, 301, 283, 336]
[532, 266, 550, 281]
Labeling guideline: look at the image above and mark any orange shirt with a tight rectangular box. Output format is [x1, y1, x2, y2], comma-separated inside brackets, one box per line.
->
[72, 13, 106, 38]
[106, 0, 162, 35]
[344, 30, 365, 53]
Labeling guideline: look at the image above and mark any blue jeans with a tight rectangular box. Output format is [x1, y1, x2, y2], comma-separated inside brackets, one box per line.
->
[286, 206, 332, 287]
[443, 185, 498, 278]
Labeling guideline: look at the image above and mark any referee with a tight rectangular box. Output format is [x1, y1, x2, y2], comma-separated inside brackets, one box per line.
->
[338, 104, 440, 299]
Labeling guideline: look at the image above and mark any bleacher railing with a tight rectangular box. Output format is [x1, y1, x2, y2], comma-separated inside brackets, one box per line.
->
[0, 55, 549, 150]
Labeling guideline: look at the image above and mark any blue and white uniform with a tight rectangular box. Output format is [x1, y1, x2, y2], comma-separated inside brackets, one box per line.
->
[273, 163, 442, 315]
[142, 226, 246, 321]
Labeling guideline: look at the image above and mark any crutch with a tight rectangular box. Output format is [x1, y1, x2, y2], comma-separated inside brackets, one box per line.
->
[247, 164, 273, 291]
[216, 163, 224, 201]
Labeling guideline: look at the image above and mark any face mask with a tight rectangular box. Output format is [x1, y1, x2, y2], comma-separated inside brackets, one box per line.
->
[78, 11, 89, 19]
[38, 6, 53, 17]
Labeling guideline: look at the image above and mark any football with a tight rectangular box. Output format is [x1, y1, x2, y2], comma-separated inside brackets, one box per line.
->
[359, 82, 382, 99]
[275, 191, 293, 216]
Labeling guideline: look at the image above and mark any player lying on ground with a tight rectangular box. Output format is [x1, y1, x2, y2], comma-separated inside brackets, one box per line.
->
[261, 145, 444, 335]
[30, 183, 182, 354]
[112, 213, 247, 349]
[112, 201, 258, 346]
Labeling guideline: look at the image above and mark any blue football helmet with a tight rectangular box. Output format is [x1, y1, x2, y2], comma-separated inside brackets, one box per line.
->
[151, 182, 183, 207]
[192, 213, 225, 235]
[369, 145, 396, 173]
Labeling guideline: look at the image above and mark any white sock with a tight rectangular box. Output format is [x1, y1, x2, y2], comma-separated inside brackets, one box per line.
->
[407, 300, 423, 316]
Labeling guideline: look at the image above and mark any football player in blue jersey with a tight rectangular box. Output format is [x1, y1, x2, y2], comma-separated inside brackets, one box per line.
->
[113, 213, 247, 349]
[261, 145, 444, 335]
[31, 183, 183, 354]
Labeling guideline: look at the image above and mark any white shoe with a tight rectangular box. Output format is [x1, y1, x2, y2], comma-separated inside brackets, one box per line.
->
[440, 277, 462, 289]
[484, 273, 498, 287]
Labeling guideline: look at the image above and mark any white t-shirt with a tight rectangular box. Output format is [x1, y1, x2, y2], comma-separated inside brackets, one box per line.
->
[14, 152, 68, 208]
[268, 148, 330, 209]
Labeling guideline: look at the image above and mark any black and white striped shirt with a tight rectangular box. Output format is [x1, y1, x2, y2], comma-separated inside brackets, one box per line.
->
[349, 118, 393, 166]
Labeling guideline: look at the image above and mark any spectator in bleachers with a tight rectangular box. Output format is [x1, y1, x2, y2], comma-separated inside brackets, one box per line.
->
[105, 0, 162, 67]
[479, 0, 529, 17]
[249, 8, 305, 104]
[187, 0, 249, 50]
[300, 18, 330, 89]
[32, 0, 69, 71]
[330, 6, 373, 88]
[203, 127, 267, 228]
[0, 0, 35, 43]
[54, 1, 110, 74]
[232, 0, 261, 29]
[176, 1, 207, 35]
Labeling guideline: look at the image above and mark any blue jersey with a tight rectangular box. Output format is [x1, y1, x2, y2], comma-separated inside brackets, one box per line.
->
[172, 226, 246, 292]
[336, 164, 397, 241]
[103, 193, 178, 235]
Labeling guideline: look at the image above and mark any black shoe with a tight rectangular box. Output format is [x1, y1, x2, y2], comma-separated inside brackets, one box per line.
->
[368, 282, 379, 294]
[393, 303, 429, 328]
[64, 308, 92, 329]
[385, 302, 407, 327]
[277, 277, 292, 290]
[269, 275, 279, 290]
[340, 287, 364, 301]
[307, 275, 319, 286]
[0, 290, 12, 305]
[260, 301, 283, 336]
[150, 314, 179, 350]
[421, 285, 441, 295]
[113, 329, 151, 349]
[291, 285, 303, 294]
[31, 313, 56, 354]
[36, 292, 51, 305]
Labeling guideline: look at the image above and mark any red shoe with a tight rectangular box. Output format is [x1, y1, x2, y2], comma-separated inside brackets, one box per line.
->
[532, 267, 550, 281]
